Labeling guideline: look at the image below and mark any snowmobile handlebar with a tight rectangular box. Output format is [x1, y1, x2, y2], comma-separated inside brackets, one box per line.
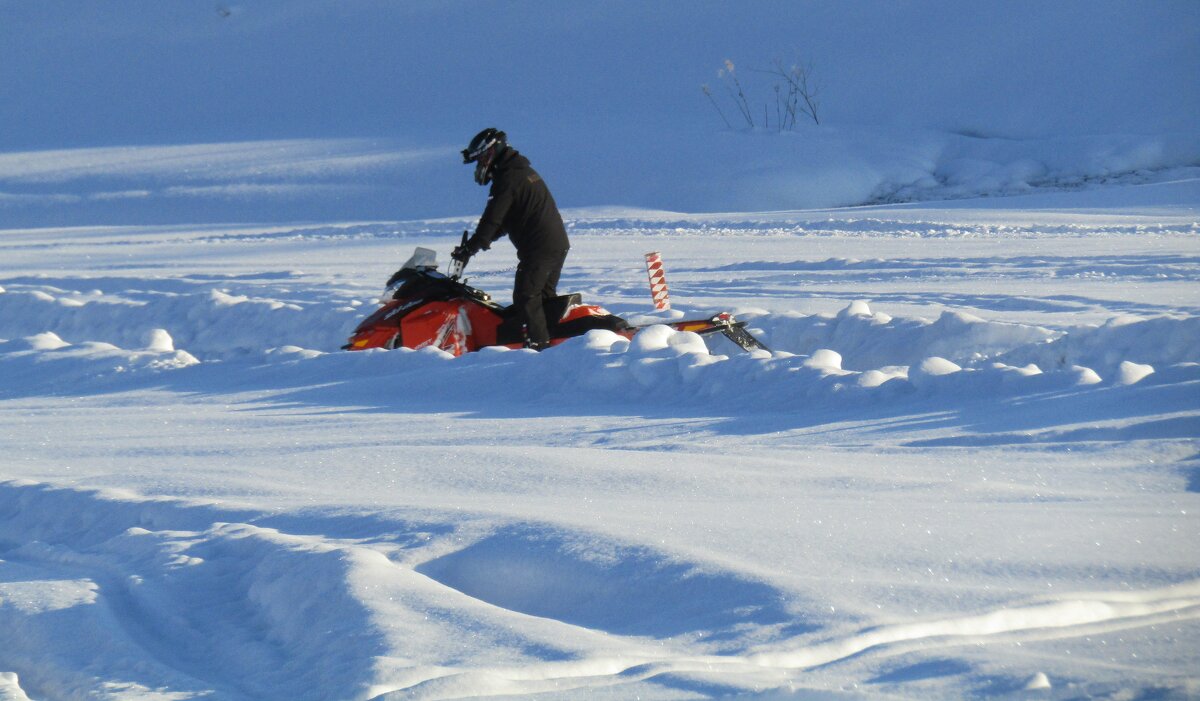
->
[447, 256, 466, 280]
[448, 230, 471, 280]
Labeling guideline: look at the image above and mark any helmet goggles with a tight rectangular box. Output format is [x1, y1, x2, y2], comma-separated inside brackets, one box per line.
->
[461, 132, 501, 163]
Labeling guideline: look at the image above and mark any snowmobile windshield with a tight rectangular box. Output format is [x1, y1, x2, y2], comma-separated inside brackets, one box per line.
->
[402, 247, 438, 271]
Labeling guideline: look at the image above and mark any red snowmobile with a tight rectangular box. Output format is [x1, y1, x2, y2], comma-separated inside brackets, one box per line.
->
[343, 246, 768, 356]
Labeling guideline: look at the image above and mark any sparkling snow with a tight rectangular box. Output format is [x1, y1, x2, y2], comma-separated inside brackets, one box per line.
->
[2, 2, 1198, 699]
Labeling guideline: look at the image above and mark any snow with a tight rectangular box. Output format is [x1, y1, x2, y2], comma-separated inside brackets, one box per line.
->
[2, 1, 1199, 700]
[3, 2, 1200, 225]
[1024, 672, 1053, 691]
[3, 195, 1197, 700]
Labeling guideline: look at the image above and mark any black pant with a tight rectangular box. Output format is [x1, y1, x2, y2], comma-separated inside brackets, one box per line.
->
[513, 249, 568, 345]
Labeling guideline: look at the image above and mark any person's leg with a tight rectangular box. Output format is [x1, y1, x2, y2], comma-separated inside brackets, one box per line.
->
[536, 249, 569, 342]
[513, 250, 567, 347]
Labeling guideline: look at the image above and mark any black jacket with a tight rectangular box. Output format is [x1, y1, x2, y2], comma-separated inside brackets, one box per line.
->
[469, 150, 569, 259]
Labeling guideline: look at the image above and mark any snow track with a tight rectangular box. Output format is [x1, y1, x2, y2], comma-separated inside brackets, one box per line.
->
[3, 480, 1197, 701]
[0, 482, 385, 700]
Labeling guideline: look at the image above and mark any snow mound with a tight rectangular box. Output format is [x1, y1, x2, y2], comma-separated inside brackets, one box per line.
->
[1024, 672, 1053, 690]
[0, 278, 360, 360]
[804, 349, 844, 371]
[256, 323, 1200, 425]
[0, 672, 33, 701]
[25, 331, 70, 351]
[144, 328, 175, 352]
[761, 303, 1057, 371]
[908, 357, 963, 389]
[1072, 365, 1104, 386]
[5, 286, 1197, 414]
[0, 333, 199, 398]
[998, 316, 1200, 376]
[1116, 361, 1155, 386]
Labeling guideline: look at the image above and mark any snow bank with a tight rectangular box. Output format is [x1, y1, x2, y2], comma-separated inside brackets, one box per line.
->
[0, 333, 198, 398]
[4, 274, 1196, 414]
[996, 315, 1200, 377]
[757, 302, 1057, 371]
[0, 277, 361, 361]
[523, 323, 1196, 412]
[165, 315, 1196, 428]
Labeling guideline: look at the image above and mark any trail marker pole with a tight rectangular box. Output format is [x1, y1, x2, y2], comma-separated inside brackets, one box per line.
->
[644, 251, 671, 311]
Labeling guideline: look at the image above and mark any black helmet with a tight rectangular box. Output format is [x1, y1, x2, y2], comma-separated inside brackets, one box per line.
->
[462, 128, 507, 186]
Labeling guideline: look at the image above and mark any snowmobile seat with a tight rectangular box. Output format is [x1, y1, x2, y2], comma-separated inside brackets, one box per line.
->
[544, 293, 583, 322]
[497, 293, 582, 321]
[496, 293, 612, 344]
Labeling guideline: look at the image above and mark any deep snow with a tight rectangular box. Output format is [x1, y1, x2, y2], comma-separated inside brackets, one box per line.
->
[2, 185, 1198, 699]
[2, 1, 1200, 699]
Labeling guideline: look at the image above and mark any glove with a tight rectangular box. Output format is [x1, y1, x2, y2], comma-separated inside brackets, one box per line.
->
[452, 232, 487, 263]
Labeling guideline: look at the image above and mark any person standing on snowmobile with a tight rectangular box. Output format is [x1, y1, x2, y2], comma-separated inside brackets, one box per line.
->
[454, 128, 570, 351]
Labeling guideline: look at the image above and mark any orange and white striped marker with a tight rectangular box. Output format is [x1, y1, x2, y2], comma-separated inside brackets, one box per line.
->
[644, 251, 671, 310]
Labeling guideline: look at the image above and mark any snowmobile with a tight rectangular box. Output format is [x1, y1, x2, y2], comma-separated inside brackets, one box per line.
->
[343, 244, 768, 356]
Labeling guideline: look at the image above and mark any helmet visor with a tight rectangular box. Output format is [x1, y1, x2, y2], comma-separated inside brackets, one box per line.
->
[462, 136, 496, 164]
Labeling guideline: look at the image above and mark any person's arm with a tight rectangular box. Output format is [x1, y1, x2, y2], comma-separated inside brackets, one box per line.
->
[468, 176, 515, 253]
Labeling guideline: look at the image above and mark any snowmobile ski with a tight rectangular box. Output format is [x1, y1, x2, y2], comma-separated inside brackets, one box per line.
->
[663, 312, 771, 352]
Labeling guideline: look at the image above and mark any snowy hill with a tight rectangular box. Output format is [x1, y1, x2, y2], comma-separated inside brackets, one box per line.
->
[1, 2, 1199, 700]
[2, 1, 1198, 225]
